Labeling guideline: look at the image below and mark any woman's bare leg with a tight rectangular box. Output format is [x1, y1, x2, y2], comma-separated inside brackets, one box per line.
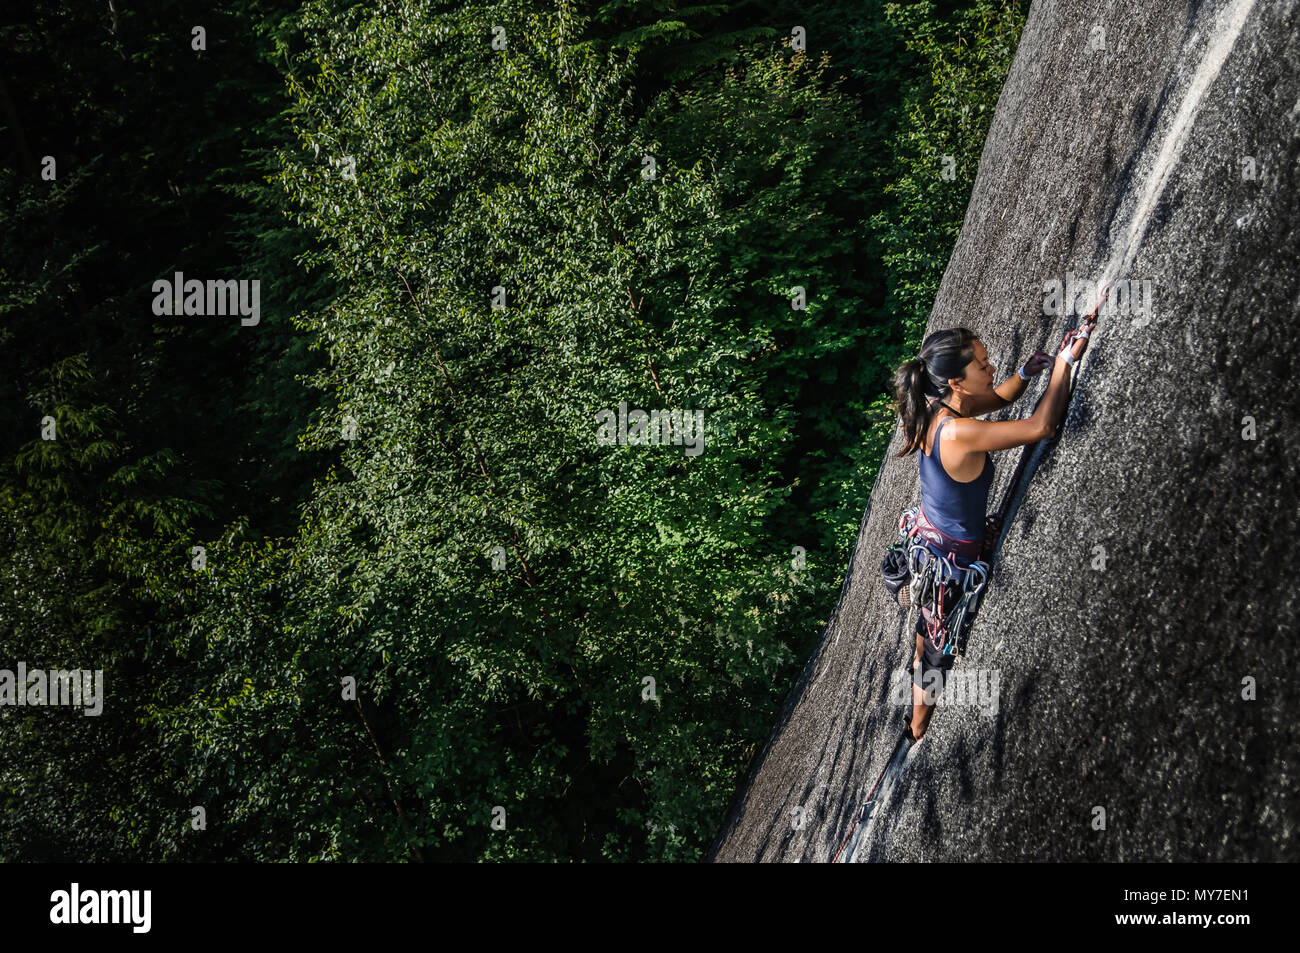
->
[911, 632, 939, 739]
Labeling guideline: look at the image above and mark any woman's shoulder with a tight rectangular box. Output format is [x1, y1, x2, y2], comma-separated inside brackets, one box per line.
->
[929, 411, 956, 435]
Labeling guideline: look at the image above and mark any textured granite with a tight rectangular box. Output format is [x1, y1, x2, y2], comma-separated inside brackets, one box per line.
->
[709, 0, 1299, 862]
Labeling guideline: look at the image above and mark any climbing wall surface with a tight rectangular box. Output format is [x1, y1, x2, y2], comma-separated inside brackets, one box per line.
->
[709, 0, 1300, 862]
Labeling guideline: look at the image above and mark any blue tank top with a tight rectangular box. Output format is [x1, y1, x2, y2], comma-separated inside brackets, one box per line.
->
[919, 415, 994, 543]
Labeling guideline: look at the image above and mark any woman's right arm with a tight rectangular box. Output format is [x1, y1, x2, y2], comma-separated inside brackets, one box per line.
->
[953, 313, 1096, 453]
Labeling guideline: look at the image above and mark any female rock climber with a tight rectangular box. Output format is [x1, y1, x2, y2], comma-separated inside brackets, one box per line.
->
[891, 308, 1097, 741]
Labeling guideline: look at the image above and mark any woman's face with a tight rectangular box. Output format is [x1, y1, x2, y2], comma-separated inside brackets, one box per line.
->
[960, 340, 997, 394]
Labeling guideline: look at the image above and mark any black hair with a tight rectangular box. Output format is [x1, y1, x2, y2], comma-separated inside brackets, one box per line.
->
[892, 327, 980, 456]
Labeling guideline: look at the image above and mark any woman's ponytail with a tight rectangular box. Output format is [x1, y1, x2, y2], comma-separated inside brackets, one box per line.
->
[892, 327, 979, 456]
[893, 358, 932, 456]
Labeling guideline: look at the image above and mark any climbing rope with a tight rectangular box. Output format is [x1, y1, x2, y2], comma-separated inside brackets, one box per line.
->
[831, 727, 910, 863]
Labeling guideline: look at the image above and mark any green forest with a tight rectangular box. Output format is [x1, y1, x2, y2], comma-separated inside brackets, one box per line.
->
[1, 0, 1026, 861]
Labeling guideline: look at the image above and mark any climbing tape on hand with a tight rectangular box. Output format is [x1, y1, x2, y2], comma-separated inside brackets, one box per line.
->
[1058, 328, 1083, 365]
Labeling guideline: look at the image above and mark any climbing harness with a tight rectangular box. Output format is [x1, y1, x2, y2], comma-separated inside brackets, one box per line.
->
[882, 505, 990, 658]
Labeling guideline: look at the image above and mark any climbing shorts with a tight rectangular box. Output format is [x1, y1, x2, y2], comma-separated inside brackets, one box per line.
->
[912, 612, 955, 692]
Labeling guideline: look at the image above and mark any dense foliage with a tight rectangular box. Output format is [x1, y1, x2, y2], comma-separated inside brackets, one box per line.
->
[0, 0, 1025, 860]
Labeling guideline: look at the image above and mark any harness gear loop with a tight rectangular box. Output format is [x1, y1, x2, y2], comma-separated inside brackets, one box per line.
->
[899, 508, 989, 658]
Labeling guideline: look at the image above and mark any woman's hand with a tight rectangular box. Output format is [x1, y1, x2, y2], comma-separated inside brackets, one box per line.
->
[1019, 351, 1053, 377]
[1059, 284, 1106, 362]
[1059, 310, 1099, 362]
[1075, 285, 1106, 356]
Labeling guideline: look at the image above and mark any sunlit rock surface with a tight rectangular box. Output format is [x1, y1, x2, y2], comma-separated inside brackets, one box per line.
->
[709, 0, 1299, 862]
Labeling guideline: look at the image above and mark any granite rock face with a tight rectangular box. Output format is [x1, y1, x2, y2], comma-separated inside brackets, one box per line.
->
[709, 0, 1300, 862]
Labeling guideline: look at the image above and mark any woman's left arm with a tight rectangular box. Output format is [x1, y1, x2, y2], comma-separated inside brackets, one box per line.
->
[993, 375, 1027, 405]
[966, 352, 1051, 416]
[995, 350, 1052, 404]
[965, 377, 1018, 416]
